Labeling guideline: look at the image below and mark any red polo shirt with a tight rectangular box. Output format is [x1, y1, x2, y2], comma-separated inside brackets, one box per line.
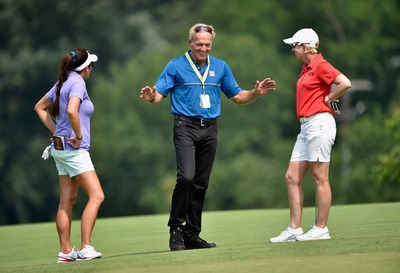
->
[296, 53, 341, 119]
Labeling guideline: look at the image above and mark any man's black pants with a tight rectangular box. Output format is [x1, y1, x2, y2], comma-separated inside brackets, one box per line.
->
[168, 115, 218, 240]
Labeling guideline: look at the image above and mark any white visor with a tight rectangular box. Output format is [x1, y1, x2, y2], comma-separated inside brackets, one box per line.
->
[74, 51, 98, 71]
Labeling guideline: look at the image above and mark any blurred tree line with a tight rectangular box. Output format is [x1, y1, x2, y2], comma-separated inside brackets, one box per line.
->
[0, 0, 399, 225]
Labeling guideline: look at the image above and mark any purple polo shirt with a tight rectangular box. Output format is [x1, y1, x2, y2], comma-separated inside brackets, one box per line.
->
[46, 71, 94, 150]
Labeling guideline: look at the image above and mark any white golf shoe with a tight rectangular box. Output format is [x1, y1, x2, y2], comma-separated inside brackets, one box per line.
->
[296, 225, 331, 241]
[269, 227, 304, 243]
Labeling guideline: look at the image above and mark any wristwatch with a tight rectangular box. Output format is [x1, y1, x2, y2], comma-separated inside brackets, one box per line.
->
[324, 95, 331, 104]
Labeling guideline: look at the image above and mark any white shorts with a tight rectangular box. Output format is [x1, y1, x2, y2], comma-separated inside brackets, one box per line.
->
[290, 113, 336, 162]
[51, 148, 94, 177]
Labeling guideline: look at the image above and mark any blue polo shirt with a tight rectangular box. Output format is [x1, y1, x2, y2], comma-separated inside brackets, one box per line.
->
[155, 51, 242, 119]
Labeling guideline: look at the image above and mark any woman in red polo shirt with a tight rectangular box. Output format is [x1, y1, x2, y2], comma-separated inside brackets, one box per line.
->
[270, 28, 351, 243]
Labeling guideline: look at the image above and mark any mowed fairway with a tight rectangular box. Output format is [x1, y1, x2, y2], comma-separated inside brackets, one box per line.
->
[0, 202, 399, 273]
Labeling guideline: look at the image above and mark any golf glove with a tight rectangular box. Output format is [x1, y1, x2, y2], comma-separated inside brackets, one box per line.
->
[42, 145, 51, 160]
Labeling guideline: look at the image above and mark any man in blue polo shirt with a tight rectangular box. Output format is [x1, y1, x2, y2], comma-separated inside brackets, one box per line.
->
[140, 23, 276, 251]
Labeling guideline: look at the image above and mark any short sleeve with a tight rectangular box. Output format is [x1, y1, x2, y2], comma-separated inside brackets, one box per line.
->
[45, 83, 57, 102]
[155, 60, 176, 97]
[69, 80, 87, 100]
[317, 61, 341, 85]
[220, 61, 241, 98]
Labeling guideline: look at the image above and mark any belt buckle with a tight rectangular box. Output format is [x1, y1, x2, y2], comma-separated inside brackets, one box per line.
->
[299, 117, 307, 124]
[200, 119, 207, 126]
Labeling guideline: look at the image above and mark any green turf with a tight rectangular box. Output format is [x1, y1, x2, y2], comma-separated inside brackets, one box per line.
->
[0, 203, 399, 273]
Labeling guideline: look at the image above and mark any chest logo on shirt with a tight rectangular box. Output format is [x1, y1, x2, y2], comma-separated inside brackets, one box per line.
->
[209, 71, 215, 77]
[308, 72, 314, 76]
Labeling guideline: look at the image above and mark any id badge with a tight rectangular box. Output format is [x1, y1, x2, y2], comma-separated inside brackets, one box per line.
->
[199, 94, 211, 109]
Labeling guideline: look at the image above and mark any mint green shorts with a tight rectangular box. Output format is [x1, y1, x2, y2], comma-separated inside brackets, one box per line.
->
[51, 148, 94, 177]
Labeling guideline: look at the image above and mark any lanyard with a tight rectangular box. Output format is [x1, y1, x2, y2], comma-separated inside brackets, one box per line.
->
[185, 52, 210, 93]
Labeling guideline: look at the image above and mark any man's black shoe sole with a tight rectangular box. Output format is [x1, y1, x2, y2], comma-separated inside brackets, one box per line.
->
[184, 243, 216, 250]
[170, 246, 185, 251]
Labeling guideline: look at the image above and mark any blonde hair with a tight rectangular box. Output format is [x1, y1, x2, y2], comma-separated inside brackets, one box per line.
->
[188, 23, 216, 41]
[304, 44, 318, 55]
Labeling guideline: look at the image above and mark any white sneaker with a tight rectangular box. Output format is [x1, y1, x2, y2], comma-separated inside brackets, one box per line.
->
[269, 227, 304, 243]
[296, 225, 331, 241]
[77, 245, 102, 261]
[57, 247, 77, 263]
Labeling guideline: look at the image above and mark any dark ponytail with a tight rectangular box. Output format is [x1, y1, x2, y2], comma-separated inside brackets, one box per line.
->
[51, 49, 88, 116]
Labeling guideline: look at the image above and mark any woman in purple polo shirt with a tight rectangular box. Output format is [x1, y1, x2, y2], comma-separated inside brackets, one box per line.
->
[34, 48, 104, 263]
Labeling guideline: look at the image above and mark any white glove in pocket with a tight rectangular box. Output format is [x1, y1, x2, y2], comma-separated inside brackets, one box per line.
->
[42, 145, 52, 160]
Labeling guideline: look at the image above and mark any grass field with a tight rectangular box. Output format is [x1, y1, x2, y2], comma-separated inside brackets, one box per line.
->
[0, 202, 399, 273]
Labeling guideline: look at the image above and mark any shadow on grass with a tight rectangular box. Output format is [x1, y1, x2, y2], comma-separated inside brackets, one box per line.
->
[106, 250, 172, 258]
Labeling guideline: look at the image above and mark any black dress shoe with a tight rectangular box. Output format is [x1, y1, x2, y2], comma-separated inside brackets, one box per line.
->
[184, 237, 216, 249]
[169, 227, 185, 251]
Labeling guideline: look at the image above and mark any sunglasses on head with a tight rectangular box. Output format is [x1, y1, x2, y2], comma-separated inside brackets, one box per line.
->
[194, 25, 213, 33]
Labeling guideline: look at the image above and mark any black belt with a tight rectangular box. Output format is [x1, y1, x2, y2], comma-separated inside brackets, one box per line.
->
[175, 115, 217, 127]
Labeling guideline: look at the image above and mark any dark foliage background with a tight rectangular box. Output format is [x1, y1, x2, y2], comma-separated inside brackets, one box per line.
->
[1, 0, 399, 224]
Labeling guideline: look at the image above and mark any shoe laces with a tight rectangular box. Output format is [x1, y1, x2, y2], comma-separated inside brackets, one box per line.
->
[306, 225, 325, 236]
[80, 245, 95, 254]
[280, 228, 294, 236]
[171, 229, 183, 242]
[281, 228, 290, 235]
[279, 227, 303, 238]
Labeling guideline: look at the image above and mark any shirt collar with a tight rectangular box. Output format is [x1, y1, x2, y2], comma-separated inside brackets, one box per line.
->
[187, 50, 209, 66]
[306, 53, 323, 69]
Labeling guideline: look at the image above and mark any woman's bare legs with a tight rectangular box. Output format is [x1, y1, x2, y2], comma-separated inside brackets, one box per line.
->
[309, 161, 331, 228]
[285, 160, 331, 229]
[57, 175, 79, 254]
[72, 170, 104, 249]
[285, 160, 309, 229]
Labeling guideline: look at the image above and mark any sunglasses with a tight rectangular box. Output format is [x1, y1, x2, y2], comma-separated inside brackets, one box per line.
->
[194, 25, 213, 33]
[291, 43, 302, 48]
